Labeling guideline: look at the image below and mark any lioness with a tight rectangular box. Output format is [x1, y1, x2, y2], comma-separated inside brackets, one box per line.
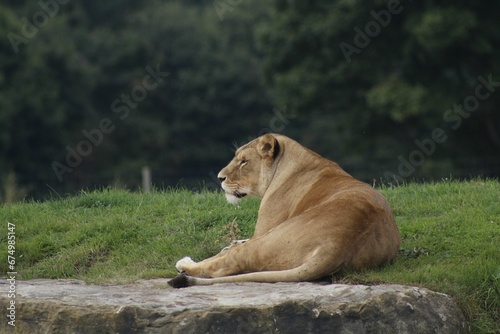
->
[168, 134, 400, 288]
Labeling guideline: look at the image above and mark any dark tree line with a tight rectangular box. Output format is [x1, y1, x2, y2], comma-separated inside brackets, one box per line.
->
[1, 0, 499, 201]
[258, 0, 500, 181]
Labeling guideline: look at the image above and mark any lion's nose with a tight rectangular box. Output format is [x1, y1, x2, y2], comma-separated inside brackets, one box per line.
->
[217, 171, 226, 183]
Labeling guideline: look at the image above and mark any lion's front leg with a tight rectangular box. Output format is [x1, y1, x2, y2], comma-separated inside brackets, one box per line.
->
[175, 246, 245, 278]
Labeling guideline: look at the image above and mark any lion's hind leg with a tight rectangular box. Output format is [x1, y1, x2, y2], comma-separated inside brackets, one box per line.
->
[170, 218, 347, 287]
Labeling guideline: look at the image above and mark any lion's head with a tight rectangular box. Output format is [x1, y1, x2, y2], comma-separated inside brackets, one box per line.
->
[218, 134, 280, 204]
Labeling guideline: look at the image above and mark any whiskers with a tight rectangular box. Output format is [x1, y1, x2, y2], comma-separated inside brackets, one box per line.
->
[230, 141, 239, 153]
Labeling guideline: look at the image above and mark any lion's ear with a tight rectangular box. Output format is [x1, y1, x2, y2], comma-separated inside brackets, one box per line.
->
[257, 134, 280, 159]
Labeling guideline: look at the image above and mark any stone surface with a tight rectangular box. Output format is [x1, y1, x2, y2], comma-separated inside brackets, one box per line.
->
[0, 279, 468, 333]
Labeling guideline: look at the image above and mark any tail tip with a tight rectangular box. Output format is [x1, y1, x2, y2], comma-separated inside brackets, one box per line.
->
[168, 274, 191, 288]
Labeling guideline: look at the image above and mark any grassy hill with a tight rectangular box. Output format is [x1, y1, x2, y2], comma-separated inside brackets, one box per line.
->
[1, 180, 499, 333]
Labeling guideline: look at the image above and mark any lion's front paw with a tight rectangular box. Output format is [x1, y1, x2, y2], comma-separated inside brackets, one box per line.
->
[175, 256, 196, 273]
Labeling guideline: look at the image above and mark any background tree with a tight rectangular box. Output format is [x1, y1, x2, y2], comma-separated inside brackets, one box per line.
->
[1, 0, 275, 199]
[1, 0, 499, 201]
[258, 0, 500, 181]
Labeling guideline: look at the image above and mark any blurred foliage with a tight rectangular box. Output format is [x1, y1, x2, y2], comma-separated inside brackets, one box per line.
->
[258, 0, 500, 180]
[0, 0, 499, 200]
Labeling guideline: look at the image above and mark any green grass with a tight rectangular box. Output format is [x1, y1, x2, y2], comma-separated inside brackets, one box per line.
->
[1, 180, 499, 333]
[0, 188, 259, 283]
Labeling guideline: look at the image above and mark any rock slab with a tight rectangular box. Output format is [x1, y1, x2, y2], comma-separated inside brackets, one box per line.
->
[0, 279, 468, 334]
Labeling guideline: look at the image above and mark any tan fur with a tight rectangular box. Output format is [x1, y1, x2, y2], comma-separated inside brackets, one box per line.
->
[173, 134, 400, 287]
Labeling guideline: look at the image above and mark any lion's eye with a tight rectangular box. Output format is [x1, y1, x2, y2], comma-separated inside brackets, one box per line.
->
[239, 159, 248, 166]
